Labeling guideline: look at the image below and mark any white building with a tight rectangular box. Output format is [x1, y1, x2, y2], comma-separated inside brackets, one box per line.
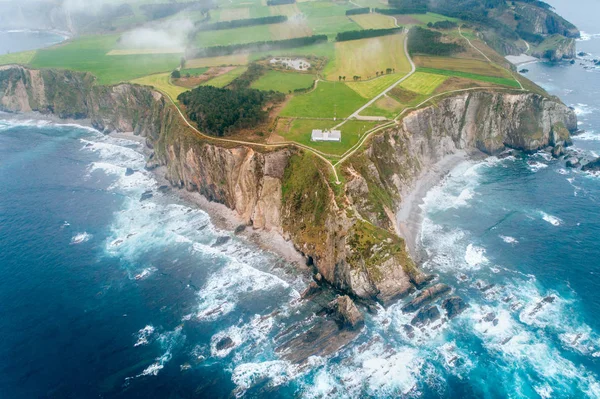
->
[311, 129, 341, 142]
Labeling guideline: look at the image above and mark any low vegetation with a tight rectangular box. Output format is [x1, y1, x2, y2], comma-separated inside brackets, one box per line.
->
[408, 26, 464, 56]
[416, 67, 521, 88]
[131, 73, 188, 102]
[251, 70, 315, 93]
[336, 27, 402, 42]
[179, 85, 284, 136]
[346, 8, 370, 16]
[399, 71, 447, 94]
[200, 66, 248, 88]
[187, 35, 328, 58]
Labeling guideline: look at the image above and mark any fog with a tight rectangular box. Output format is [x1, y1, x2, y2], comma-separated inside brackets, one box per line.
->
[119, 18, 195, 50]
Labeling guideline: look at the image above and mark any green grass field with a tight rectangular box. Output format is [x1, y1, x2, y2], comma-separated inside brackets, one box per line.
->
[345, 73, 402, 99]
[280, 80, 366, 118]
[0, 50, 37, 66]
[130, 73, 189, 102]
[200, 66, 248, 88]
[181, 67, 209, 76]
[411, 12, 459, 25]
[399, 72, 447, 94]
[324, 33, 410, 80]
[362, 95, 403, 118]
[194, 24, 273, 47]
[413, 55, 511, 78]
[350, 13, 397, 29]
[283, 118, 380, 155]
[416, 67, 521, 88]
[251, 70, 315, 93]
[249, 41, 335, 61]
[29, 35, 180, 85]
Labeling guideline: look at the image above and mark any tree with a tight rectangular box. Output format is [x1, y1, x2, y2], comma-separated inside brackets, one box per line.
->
[376, 71, 379, 77]
[339, 76, 342, 81]
[386, 68, 392, 74]
[171, 70, 181, 79]
[343, 76, 346, 81]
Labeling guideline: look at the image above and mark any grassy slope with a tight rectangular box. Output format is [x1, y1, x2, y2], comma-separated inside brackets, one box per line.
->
[413, 55, 511, 78]
[280, 80, 366, 118]
[282, 119, 380, 155]
[416, 67, 521, 88]
[251, 70, 315, 93]
[324, 33, 410, 80]
[130, 73, 189, 102]
[0, 50, 36, 66]
[350, 13, 397, 29]
[200, 66, 248, 88]
[399, 71, 447, 94]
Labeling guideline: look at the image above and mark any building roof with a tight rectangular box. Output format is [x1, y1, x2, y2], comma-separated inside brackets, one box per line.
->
[311, 129, 341, 142]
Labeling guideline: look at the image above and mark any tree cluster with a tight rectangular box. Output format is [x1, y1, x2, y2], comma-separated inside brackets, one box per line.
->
[407, 26, 464, 55]
[186, 35, 328, 58]
[196, 16, 287, 31]
[178, 86, 284, 137]
[427, 20, 458, 29]
[229, 63, 267, 89]
[346, 8, 370, 15]
[335, 27, 402, 42]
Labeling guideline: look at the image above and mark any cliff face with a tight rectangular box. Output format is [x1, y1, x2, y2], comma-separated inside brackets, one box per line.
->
[344, 91, 576, 232]
[0, 66, 577, 305]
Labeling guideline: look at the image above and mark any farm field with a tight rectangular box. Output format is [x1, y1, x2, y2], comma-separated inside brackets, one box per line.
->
[194, 24, 273, 47]
[0, 50, 36, 66]
[249, 41, 335, 61]
[280, 118, 380, 155]
[399, 72, 447, 94]
[362, 95, 404, 118]
[269, 20, 313, 39]
[350, 13, 397, 29]
[251, 71, 315, 93]
[186, 54, 250, 68]
[413, 55, 511, 78]
[280, 81, 366, 119]
[200, 66, 248, 88]
[130, 73, 189, 102]
[307, 15, 360, 37]
[219, 7, 250, 21]
[346, 73, 403, 99]
[268, 3, 301, 16]
[324, 33, 410, 80]
[29, 35, 180, 85]
[416, 67, 521, 88]
[181, 67, 209, 76]
[411, 12, 459, 25]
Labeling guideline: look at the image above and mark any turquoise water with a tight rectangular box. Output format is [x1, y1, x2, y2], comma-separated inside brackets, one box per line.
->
[2, 4, 600, 396]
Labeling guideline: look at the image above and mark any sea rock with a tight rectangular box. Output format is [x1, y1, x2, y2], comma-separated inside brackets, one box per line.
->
[158, 185, 170, 193]
[519, 68, 529, 73]
[483, 312, 496, 322]
[403, 324, 415, 339]
[328, 295, 364, 329]
[581, 157, 600, 172]
[529, 295, 556, 316]
[300, 281, 321, 300]
[402, 283, 451, 313]
[442, 296, 469, 319]
[411, 306, 441, 326]
[566, 157, 580, 168]
[212, 236, 230, 247]
[140, 190, 153, 201]
[234, 224, 246, 235]
[125, 167, 135, 176]
[552, 144, 565, 158]
[215, 337, 234, 351]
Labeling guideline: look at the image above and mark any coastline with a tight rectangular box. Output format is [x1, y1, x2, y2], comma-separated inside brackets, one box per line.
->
[0, 112, 310, 277]
[396, 150, 473, 263]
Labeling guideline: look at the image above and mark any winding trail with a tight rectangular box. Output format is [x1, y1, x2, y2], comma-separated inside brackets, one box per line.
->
[157, 28, 527, 186]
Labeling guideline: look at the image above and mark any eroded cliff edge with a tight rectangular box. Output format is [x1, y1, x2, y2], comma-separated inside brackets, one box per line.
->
[0, 65, 577, 305]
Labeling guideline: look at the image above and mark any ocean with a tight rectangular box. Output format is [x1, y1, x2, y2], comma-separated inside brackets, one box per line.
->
[0, 30, 65, 55]
[2, 7, 600, 397]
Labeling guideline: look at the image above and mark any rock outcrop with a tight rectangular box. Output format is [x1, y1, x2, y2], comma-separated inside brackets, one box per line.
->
[327, 295, 365, 329]
[442, 296, 469, 319]
[582, 157, 600, 172]
[0, 66, 578, 304]
[402, 283, 451, 313]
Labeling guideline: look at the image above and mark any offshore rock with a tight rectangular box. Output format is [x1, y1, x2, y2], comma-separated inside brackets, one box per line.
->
[411, 306, 441, 327]
[582, 157, 600, 172]
[442, 296, 469, 319]
[402, 283, 451, 313]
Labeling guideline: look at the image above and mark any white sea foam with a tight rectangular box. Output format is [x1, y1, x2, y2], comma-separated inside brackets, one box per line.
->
[464, 244, 488, 268]
[232, 360, 299, 394]
[579, 32, 600, 41]
[539, 211, 562, 226]
[573, 130, 600, 141]
[499, 235, 519, 244]
[134, 267, 157, 281]
[528, 161, 549, 172]
[134, 325, 155, 347]
[210, 314, 274, 358]
[70, 232, 92, 244]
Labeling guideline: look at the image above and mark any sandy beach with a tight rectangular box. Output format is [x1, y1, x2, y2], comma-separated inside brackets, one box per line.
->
[396, 150, 472, 263]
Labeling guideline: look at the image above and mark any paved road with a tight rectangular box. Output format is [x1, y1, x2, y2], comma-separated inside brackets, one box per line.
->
[334, 30, 416, 129]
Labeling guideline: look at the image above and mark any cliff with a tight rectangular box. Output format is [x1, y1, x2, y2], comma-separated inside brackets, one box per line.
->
[0, 66, 577, 305]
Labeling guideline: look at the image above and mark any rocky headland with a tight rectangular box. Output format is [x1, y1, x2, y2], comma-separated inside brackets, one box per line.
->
[0, 65, 577, 358]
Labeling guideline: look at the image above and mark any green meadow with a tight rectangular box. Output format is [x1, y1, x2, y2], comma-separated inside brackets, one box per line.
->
[280, 81, 366, 119]
[251, 71, 316, 93]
